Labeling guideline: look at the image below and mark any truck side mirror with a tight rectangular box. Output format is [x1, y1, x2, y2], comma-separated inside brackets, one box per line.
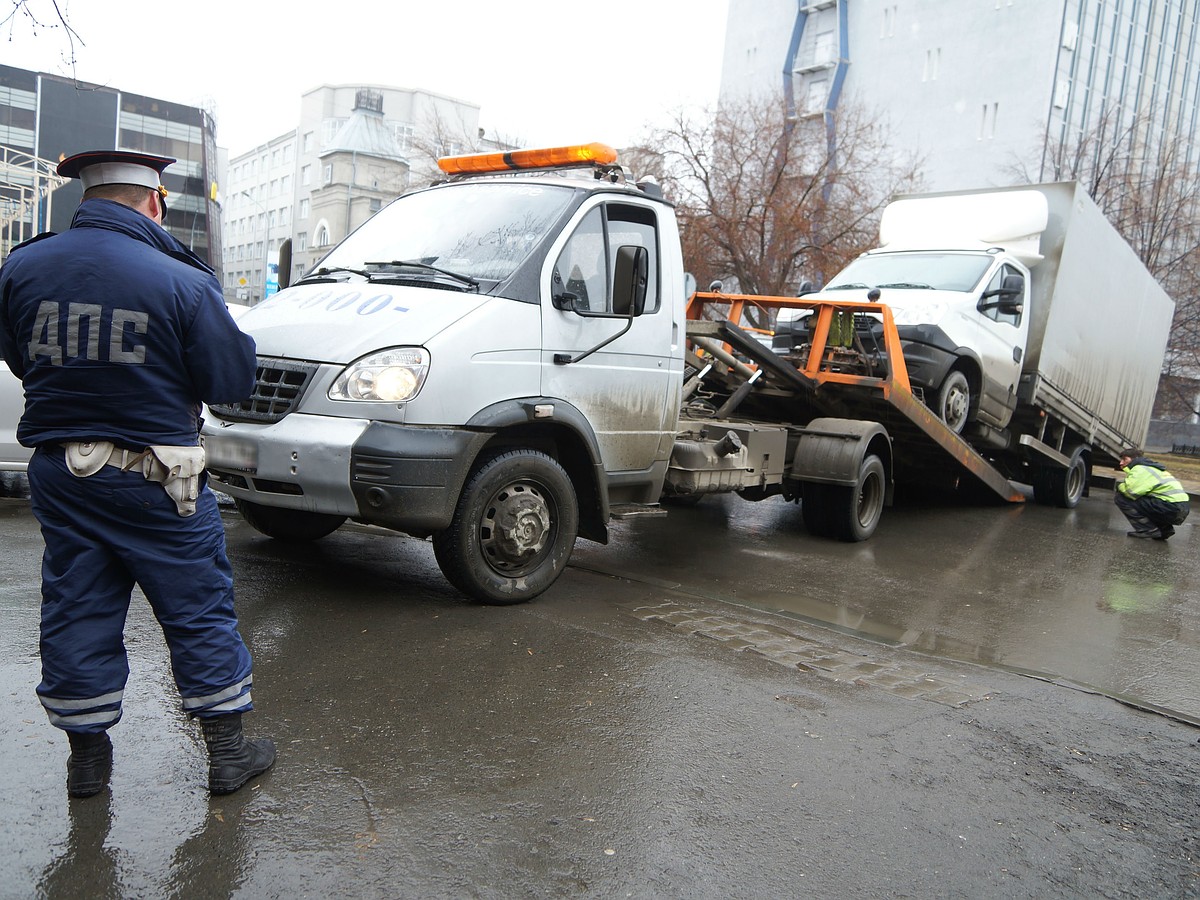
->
[612, 245, 648, 317]
[278, 239, 293, 290]
[980, 273, 1025, 313]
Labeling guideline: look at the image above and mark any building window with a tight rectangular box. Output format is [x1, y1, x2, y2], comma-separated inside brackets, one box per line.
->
[283, 143, 294, 163]
[881, 5, 897, 38]
[298, 232, 307, 251]
[316, 225, 330, 247]
[804, 79, 827, 114]
[369, 198, 382, 214]
[321, 119, 345, 147]
[1053, 79, 1070, 109]
[323, 164, 333, 185]
[303, 132, 313, 152]
[299, 198, 309, 219]
[979, 102, 999, 139]
[302, 165, 311, 186]
[813, 30, 835, 65]
[392, 123, 415, 152]
[923, 48, 941, 82]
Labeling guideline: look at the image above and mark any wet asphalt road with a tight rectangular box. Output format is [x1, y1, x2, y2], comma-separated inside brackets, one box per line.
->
[2, 481, 1199, 898]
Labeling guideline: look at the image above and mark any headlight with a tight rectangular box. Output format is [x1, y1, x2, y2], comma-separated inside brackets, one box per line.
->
[329, 348, 430, 402]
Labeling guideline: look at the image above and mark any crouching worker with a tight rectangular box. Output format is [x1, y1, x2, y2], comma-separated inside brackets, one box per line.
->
[0, 150, 275, 797]
[1115, 447, 1191, 541]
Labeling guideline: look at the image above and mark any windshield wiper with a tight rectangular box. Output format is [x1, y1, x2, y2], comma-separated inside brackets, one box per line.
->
[876, 282, 933, 290]
[825, 282, 869, 291]
[366, 260, 480, 290]
[297, 265, 370, 284]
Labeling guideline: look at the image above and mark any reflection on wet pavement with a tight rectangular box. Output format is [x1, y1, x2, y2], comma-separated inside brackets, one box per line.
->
[573, 488, 1200, 723]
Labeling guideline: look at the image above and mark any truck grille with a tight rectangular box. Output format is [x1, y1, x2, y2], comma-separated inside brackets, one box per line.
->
[208, 358, 318, 424]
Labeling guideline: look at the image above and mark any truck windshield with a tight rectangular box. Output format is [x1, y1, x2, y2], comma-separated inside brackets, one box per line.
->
[314, 182, 576, 284]
[826, 253, 993, 292]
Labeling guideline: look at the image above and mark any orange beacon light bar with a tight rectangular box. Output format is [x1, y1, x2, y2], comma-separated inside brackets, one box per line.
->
[437, 142, 618, 175]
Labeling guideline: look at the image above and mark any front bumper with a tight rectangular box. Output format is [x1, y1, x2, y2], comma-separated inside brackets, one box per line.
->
[203, 414, 491, 535]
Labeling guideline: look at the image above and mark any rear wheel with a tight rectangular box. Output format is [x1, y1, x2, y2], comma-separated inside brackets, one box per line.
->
[936, 369, 971, 434]
[432, 449, 578, 605]
[234, 499, 345, 542]
[1032, 446, 1088, 508]
[827, 454, 887, 542]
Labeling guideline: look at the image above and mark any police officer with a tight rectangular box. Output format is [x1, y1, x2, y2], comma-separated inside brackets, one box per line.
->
[1115, 447, 1191, 541]
[0, 150, 275, 797]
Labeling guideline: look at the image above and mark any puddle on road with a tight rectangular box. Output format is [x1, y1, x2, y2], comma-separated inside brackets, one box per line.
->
[579, 490, 1200, 723]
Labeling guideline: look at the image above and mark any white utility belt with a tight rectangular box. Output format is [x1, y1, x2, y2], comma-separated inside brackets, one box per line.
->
[62, 441, 206, 517]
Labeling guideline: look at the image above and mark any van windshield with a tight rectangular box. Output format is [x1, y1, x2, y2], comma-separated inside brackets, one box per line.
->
[314, 182, 576, 284]
[826, 253, 994, 292]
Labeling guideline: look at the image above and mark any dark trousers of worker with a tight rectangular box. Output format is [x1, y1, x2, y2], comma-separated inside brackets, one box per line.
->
[1114, 491, 1188, 534]
[28, 446, 254, 735]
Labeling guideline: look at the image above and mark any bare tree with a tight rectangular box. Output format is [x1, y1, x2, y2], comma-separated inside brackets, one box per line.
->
[1018, 108, 1200, 419]
[3, 1, 81, 70]
[635, 95, 923, 319]
[405, 112, 522, 189]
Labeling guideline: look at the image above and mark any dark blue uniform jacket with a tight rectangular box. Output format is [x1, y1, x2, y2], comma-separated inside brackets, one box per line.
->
[0, 199, 256, 449]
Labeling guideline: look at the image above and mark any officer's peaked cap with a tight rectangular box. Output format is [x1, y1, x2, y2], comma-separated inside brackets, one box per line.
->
[57, 150, 176, 192]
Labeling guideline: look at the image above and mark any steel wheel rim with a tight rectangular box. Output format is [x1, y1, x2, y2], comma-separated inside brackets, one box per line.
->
[479, 479, 556, 576]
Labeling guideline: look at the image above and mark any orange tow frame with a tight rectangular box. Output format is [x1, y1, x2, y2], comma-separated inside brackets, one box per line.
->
[685, 291, 912, 397]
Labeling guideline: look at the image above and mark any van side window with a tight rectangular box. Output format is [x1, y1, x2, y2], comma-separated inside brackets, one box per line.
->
[552, 203, 660, 314]
[607, 204, 660, 313]
[982, 263, 1023, 327]
[552, 208, 607, 312]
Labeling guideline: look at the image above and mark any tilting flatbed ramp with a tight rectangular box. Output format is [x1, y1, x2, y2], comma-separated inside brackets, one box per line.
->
[685, 293, 1024, 504]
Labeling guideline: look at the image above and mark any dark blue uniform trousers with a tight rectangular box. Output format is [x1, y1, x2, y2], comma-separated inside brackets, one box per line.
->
[28, 447, 254, 734]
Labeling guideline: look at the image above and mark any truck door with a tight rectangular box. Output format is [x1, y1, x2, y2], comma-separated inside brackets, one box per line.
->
[541, 201, 675, 473]
[972, 262, 1028, 425]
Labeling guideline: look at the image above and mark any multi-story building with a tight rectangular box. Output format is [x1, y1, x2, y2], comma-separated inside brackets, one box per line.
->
[0, 64, 222, 266]
[719, 1, 1200, 192]
[222, 83, 492, 303]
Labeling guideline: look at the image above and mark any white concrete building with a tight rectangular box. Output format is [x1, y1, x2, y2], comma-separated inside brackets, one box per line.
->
[222, 84, 491, 303]
[719, 1, 1200, 192]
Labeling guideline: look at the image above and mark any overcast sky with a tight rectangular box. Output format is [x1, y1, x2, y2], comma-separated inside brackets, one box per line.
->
[5, 1, 731, 155]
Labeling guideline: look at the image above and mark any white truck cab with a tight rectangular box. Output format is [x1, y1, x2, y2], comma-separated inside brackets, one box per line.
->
[776, 190, 1042, 434]
[203, 143, 685, 603]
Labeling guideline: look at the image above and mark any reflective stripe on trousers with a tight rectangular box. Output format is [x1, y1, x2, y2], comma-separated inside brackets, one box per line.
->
[28, 447, 254, 731]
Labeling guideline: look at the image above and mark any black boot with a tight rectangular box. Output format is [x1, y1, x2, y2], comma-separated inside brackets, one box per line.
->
[66, 731, 112, 798]
[200, 714, 276, 795]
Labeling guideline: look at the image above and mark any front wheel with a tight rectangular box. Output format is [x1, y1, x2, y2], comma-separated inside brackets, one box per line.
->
[234, 499, 346, 542]
[432, 450, 579, 605]
[936, 369, 971, 434]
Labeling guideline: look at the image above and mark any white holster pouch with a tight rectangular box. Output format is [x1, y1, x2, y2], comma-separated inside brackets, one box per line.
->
[64, 441, 206, 517]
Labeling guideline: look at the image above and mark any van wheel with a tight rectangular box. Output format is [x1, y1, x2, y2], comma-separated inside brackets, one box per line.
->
[1032, 447, 1088, 508]
[827, 454, 887, 542]
[433, 450, 579, 605]
[234, 499, 345, 542]
[936, 370, 971, 434]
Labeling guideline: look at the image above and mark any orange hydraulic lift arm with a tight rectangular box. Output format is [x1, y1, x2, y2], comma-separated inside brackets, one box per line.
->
[685, 291, 912, 396]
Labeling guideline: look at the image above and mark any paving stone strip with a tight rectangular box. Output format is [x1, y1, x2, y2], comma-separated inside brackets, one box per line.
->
[631, 600, 994, 708]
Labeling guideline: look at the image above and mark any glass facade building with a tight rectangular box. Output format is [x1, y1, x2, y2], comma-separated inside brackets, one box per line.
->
[0, 64, 221, 267]
[718, 0, 1200, 192]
